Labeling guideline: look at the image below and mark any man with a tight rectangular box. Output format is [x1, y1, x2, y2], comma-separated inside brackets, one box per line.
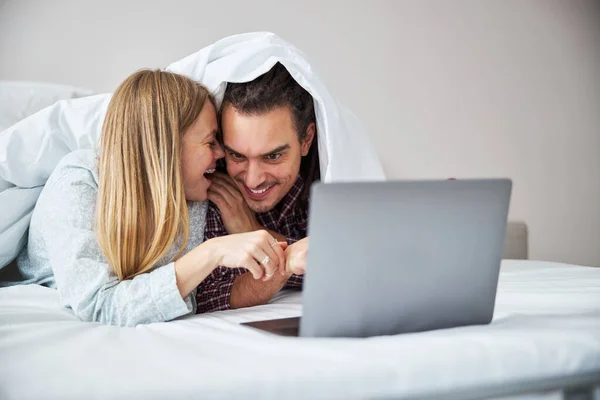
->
[196, 63, 316, 313]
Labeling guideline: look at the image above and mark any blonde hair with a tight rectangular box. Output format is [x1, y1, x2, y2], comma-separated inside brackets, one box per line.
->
[96, 69, 212, 280]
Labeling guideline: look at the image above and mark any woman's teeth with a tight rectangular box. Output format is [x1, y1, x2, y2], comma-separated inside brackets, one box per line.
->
[204, 168, 216, 174]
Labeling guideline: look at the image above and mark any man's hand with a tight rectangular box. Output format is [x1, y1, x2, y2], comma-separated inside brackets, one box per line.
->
[284, 237, 308, 276]
[207, 172, 261, 234]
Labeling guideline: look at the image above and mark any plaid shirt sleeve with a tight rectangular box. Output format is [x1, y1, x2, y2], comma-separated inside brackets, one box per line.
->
[284, 274, 304, 289]
[196, 204, 241, 313]
[197, 267, 302, 313]
[195, 267, 235, 313]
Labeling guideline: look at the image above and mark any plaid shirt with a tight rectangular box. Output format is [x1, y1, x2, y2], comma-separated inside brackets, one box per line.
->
[196, 176, 308, 313]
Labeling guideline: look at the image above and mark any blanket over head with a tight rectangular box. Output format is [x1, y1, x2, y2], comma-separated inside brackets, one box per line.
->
[0, 32, 385, 269]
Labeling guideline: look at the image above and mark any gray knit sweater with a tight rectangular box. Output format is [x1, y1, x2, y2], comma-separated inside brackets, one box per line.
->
[17, 149, 208, 326]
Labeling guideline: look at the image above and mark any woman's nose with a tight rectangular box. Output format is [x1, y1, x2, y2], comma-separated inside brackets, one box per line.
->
[213, 142, 225, 159]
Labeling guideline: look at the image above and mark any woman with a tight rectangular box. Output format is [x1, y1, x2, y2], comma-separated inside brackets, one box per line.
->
[16, 70, 285, 326]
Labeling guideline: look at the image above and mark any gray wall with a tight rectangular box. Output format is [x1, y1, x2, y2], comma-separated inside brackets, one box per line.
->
[1, 0, 599, 266]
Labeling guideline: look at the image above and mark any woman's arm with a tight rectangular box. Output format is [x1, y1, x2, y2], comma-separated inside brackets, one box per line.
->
[173, 244, 218, 298]
[32, 158, 215, 326]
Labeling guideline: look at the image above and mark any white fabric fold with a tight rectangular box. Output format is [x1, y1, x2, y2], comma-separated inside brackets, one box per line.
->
[0, 31, 385, 269]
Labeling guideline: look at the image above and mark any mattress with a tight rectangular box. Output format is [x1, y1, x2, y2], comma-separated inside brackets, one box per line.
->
[1, 260, 599, 400]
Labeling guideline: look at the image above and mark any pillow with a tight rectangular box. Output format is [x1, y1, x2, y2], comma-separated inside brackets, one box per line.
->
[0, 81, 94, 132]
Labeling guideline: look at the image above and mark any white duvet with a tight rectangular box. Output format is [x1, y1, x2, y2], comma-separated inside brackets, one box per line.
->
[1, 260, 599, 400]
[0, 31, 385, 269]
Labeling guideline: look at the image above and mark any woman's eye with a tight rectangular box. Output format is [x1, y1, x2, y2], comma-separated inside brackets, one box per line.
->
[266, 153, 281, 161]
[208, 141, 217, 147]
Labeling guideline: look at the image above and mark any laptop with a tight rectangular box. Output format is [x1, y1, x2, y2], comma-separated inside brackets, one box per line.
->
[242, 179, 512, 338]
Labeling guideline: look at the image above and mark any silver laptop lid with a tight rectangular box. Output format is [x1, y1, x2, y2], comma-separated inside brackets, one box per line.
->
[300, 179, 512, 338]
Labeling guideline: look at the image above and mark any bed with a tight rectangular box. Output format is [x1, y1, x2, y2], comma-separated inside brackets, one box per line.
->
[1, 259, 599, 400]
[0, 34, 596, 399]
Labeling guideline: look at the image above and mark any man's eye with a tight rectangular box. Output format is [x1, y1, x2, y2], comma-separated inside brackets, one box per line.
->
[229, 151, 244, 160]
[266, 153, 281, 161]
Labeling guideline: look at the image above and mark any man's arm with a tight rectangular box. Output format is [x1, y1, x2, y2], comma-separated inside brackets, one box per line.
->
[230, 269, 293, 309]
[231, 236, 309, 307]
[198, 267, 297, 311]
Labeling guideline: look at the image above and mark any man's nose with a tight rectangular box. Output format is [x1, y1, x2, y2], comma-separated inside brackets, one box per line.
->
[245, 161, 266, 188]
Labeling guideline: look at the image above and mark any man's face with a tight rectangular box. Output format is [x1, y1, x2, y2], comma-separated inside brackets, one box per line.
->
[221, 104, 314, 213]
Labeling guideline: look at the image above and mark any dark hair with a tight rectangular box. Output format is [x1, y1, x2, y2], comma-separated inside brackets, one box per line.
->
[220, 62, 320, 204]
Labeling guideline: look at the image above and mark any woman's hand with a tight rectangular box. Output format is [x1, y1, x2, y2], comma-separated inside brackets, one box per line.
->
[207, 230, 287, 281]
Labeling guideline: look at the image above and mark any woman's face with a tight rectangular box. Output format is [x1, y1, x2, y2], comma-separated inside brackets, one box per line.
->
[181, 101, 224, 201]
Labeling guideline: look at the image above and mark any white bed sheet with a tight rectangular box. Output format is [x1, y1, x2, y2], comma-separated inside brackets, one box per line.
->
[1, 260, 599, 400]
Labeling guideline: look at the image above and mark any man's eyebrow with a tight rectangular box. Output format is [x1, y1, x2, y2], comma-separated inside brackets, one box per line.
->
[223, 144, 244, 156]
[223, 144, 290, 158]
[261, 145, 290, 157]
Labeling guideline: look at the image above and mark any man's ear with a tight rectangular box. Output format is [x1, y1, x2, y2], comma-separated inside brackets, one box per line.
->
[301, 122, 316, 157]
